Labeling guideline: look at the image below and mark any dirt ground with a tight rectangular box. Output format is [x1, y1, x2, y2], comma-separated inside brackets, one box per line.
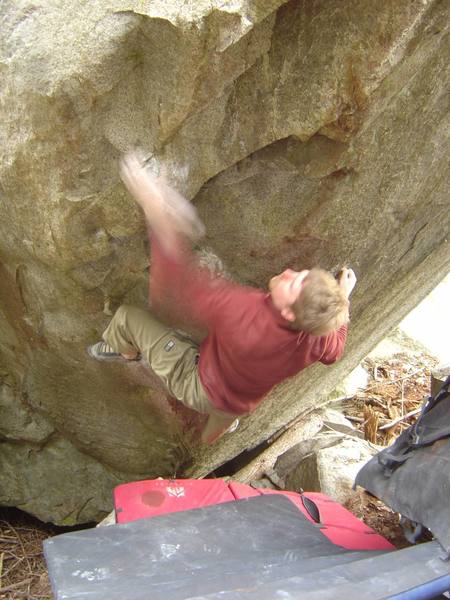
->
[0, 508, 55, 599]
[0, 352, 439, 599]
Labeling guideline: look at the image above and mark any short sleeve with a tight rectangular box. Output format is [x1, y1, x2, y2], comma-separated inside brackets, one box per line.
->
[320, 324, 348, 365]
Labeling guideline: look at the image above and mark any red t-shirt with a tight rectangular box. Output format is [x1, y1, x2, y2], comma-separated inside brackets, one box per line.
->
[150, 237, 347, 415]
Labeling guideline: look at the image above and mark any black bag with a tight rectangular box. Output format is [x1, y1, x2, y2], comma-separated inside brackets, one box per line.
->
[355, 374, 450, 558]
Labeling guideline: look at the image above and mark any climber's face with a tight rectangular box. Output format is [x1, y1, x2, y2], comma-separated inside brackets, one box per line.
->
[269, 269, 309, 321]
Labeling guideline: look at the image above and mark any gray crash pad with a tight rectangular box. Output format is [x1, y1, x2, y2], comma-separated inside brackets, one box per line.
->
[44, 495, 450, 599]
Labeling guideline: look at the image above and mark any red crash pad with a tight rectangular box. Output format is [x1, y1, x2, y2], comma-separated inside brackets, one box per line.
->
[114, 479, 394, 552]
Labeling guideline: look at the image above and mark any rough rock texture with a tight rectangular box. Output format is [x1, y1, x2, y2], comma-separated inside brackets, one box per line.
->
[0, 0, 449, 523]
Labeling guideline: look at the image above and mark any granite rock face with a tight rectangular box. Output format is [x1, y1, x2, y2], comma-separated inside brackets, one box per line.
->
[0, 0, 449, 523]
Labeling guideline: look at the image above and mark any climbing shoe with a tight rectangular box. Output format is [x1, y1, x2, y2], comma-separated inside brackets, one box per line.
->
[87, 341, 140, 362]
[225, 418, 240, 434]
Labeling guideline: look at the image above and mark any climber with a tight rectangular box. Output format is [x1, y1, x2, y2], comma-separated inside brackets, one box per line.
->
[88, 151, 357, 444]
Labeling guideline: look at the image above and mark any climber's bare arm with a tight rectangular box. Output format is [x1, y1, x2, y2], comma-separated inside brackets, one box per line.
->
[119, 150, 204, 252]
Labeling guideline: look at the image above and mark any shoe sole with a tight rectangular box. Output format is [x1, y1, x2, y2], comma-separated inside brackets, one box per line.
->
[87, 346, 140, 362]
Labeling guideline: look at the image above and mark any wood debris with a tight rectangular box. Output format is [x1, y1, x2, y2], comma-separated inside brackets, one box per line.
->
[343, 352, 437, 446]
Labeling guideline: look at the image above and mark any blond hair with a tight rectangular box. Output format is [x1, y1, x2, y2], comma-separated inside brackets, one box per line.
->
[291, 268, 349, 336]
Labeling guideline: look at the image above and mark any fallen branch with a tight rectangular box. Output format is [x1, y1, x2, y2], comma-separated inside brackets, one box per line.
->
[379, 407, 422, 430]
[345, 415, 364, 424]
[367, 396, 388, 409]
[229, 412, 324, 484]
[267, 397, 331, 445]
[367, 367, 426, 388]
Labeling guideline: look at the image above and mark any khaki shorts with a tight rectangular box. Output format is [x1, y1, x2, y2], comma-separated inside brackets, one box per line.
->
[103, 305, 237, 442]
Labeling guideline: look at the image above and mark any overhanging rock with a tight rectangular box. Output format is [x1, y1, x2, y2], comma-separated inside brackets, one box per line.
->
[0, 0, 449, 523]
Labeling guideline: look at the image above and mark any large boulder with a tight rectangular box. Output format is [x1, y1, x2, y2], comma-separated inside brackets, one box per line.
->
[285, 437, 379, 506]
[0, 0, 449, 523]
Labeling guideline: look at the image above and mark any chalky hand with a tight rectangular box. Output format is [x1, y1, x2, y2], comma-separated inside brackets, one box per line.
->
[120, 150, 205, 242]
[338, 267, 357, 298]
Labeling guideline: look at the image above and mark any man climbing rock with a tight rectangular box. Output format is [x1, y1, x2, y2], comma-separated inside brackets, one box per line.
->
[88, 151, 357, 444]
